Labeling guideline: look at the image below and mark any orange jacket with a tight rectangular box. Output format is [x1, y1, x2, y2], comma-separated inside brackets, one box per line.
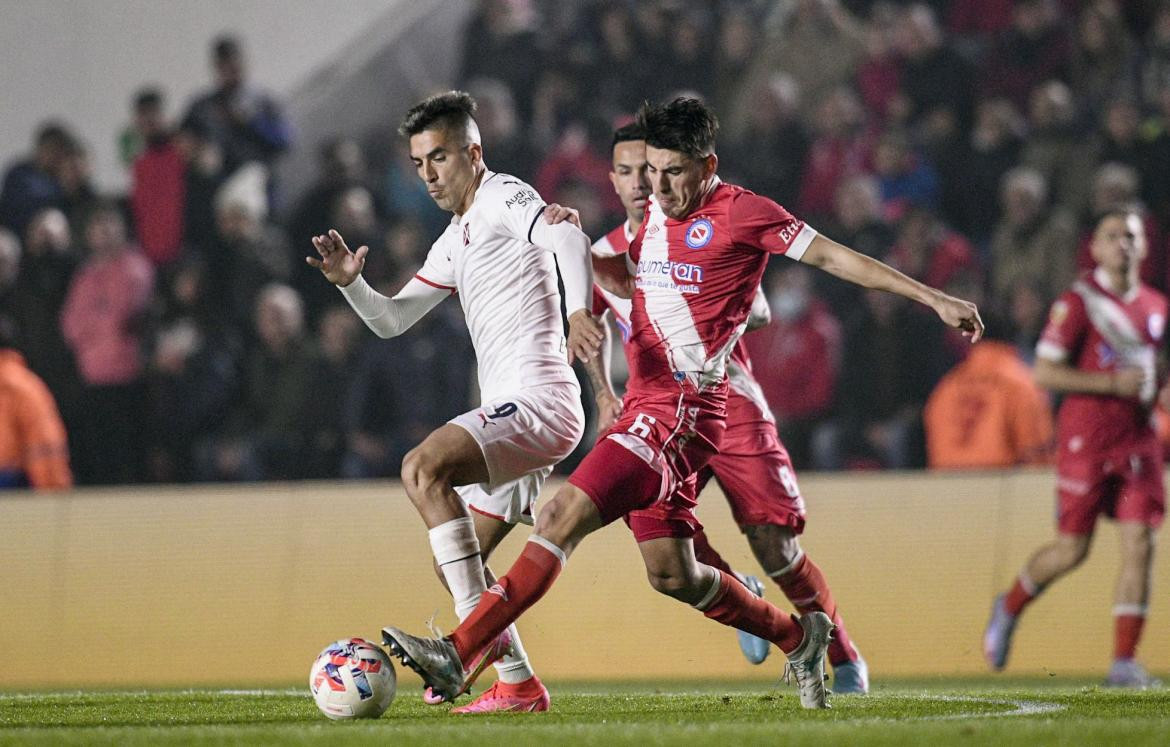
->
[924, 342, 1054, 469]
[0, 350, 72, 490]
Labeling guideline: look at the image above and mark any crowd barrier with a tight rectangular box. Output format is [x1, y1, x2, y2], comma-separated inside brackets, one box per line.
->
[2, 470, 1166, 688]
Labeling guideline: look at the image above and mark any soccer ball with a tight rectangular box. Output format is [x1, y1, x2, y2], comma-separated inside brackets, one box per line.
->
[309, 638, 396, 719]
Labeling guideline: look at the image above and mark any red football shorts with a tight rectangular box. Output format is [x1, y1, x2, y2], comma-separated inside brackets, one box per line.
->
[1056, 441, 1165, 534]
[569, 389, 724, 539]
[695, 419, 807, 532]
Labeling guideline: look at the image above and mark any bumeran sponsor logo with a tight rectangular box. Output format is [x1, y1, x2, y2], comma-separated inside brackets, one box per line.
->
[636, 259, 703, 294]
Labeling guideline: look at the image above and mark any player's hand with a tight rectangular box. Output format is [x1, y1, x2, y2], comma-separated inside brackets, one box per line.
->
[567, 309, 604, 364]
[307, 229, 367, 287]
[932, 292, 984, 342]
[544, 203, 582, 229]
[596, 391, 623, 432]
[1111, 367, 1147, 399]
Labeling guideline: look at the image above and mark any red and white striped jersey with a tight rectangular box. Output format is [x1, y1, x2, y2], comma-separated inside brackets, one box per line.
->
[625, 179, 815, 395]
[1037, 268, 1168, 453]
[592, 219, 772, 421]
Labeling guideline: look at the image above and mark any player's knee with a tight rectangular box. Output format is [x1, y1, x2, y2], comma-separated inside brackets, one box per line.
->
[401, 447, 446, 498]
[645, 568, 691, 600]
[533, 488, 582, 545]
[1057, 536, 1091, 568]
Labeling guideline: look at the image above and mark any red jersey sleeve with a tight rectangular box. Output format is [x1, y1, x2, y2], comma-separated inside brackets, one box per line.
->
[728, 191, 817, 259]
[591, 285, 608, 316]
[1036, 290, 1088, 363]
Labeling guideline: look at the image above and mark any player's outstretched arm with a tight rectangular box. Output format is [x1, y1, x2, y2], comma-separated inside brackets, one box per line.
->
[308, 229, 447, 339]
[581, 312, 623, 431]
[308, 229, 367, 287]
[1034, 357, 1148, 399]
[592, 253, 635, 299]
[800, 234, 984, 342]
[530, 218, 604, 362]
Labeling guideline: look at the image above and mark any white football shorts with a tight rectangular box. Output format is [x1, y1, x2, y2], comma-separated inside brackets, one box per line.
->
[450, 382, 584, 525]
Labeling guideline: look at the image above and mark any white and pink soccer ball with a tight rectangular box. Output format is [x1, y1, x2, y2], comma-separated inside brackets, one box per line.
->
[309, 638, 396, 719]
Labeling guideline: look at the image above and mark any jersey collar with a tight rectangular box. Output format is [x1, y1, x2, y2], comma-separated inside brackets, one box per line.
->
[1093, 266, 1139, 303]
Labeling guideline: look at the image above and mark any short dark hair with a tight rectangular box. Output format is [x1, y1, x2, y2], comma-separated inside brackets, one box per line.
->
[134, 87, 164, 112]
[213, 35, 241, 62]
[611, 122, 646, 150]
[35, 122, 74, 151]
[398, 91, 478, 138]
[635, 97, 719, 160]
[1095, 206, 1140, 227]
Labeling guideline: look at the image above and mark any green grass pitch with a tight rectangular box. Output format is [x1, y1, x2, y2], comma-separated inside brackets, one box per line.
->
[2, 678, 1167, 746]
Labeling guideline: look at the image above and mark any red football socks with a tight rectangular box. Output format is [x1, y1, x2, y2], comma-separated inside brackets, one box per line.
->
[451, 540, 562, 663]
[1114, 614, 1145, 660]
[702, 570, 804, 653]
[773, 553, 858, 665]
[1003, 577, 1037, 617]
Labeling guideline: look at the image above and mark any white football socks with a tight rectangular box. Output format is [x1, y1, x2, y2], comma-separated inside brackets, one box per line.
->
[428, 516, 534, 684]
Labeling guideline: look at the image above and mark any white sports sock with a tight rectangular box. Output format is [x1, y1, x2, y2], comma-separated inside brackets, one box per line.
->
[428, 517, 486, 619]
[432, 518, 534, 684]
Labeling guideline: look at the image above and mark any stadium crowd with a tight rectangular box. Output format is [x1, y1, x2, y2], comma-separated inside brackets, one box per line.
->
[2, 0, 1168, 487]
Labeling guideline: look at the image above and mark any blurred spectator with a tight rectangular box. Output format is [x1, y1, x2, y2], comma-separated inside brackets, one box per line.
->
[465, 78, 527, 179]
[798, 87, 874, 222]
[980, 0, 1071, 110]
[947, 0, 1015, 42]
[896, 4, 976, 131]
[459, 0, 542, 125]
[8, 210, 80, 430]
[60, 202, 154, 484]
[181, 35, 291, 194]
[887, 208, 979, 292]
[587, 2, 652, 117]
[712, 7, 761, 121]
[56, 140, 98, 233]
[872, 128, 940, 217]
[732, 0, 864, 131]
[948, 98, 1025, 245]
[288, 138, 376, 249]
[742, 264, 842, 469]
[1141, 81, 1170, 226]
[302, 306, 362, 479]
[988, 166, 1078, 304]
[145, 260, 239, 482]
[924, 316, 1053, 469]
[855, 7, 903, 123]
[1021, 80, 1096, 216]
[722, 73, 809, 209]
[820, 288, 949, 469]
[199, 283, 320, 481]
[0, 123, 73, 237]
[341, 276, 473, 478]
[0, 315, 73, 490]
[1140, 3, 1170, 105]
[0, 229, 19, 313]
[206, 164, 291, 328]
[129, 87, 187, 268]
[1005, 279, 1049, 363]
[1069, 1, 1139, 120]
[535, 120, 620, 218]
[820, 175, 896, 317]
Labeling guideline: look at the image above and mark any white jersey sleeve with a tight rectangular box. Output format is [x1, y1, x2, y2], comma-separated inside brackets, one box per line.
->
[485, 177, 547, 245]
[415, 237, 457, 291]
[480, 174, 592, 315]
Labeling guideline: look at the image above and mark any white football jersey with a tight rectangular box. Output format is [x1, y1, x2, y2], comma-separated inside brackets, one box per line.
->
[416, 170, 577, 402]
